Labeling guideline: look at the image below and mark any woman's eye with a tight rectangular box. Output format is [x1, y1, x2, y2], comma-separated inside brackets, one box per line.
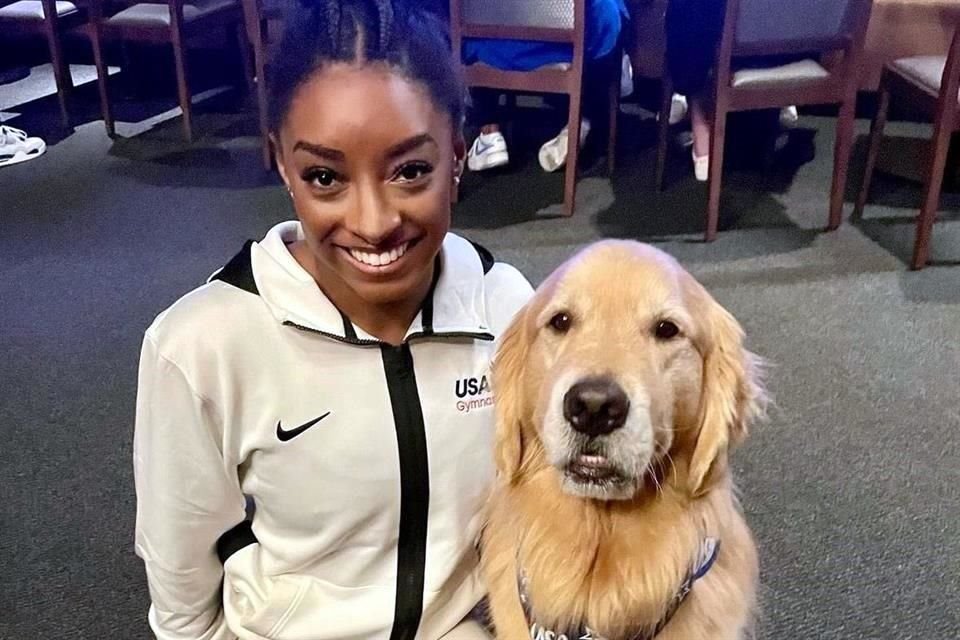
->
[304, 168, 340, 189]
[393, 162, 433, 183]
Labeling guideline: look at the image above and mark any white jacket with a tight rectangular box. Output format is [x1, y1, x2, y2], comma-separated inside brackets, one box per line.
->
[134, 222, 532, 640]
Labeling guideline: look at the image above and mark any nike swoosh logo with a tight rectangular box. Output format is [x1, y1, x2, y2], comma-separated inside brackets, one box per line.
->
[276, 412, 331, 442]
[475, 139, 494, 155]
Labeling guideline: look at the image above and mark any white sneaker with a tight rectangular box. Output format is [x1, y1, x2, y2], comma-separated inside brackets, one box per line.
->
[693, 150, 708, 182]
[467, 131, 509, 171]
[669, 94, 688, 125]
[538, 119, 591, 173]
[0, 125, 46, 168]
[779, 105, 799, 128]
[620, 53, 634, 98]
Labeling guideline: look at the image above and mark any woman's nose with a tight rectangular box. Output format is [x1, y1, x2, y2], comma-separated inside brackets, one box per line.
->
[347, 179, 402, 245]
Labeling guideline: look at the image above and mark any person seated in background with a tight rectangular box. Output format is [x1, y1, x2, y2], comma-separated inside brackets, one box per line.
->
[460, 0, 628, 173]
[665, 0, 798, 181]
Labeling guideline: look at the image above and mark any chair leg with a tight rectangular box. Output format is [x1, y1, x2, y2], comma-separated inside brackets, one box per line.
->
[170, 24, 193, 143]
[451, 178, 460, 204]
[89, 21, 114, 137]
[705, 103, 728, 242]
[240, 0, 271, 169]
[606, 68, 619, 175]
[504, 92, 517, 147]
[254, 33, 271, 169]
[232, 22, 255, 94]
[911, 123, 954, 270]
[41, 7, 72, 127]
[854, 81, 890, 220]
[257, 77, 271, 169]
[563, 89, 584, 217]
[828, 95, 858, 231]
[655, 77, 672, 191]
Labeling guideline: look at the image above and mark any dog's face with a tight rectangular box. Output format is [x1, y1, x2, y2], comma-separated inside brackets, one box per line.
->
[494, 241, 764, 501]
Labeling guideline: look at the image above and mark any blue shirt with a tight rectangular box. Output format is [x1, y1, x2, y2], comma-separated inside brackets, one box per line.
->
[461, 0, 628, 71]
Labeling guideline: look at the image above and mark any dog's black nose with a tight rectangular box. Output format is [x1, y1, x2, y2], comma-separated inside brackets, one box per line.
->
[563, 377, 630, 437]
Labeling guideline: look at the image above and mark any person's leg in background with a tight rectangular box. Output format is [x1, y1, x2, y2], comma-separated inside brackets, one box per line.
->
[665, 0, 725, 181]
[689, 90, 713, 181]
[466, 88, 510, 172]
[538, 48, 628, 172]
[441, 619, 493, 640]
[538, 0, 629, 172]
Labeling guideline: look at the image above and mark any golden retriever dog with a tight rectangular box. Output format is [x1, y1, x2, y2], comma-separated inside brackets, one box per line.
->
[481, 240, 765, 640]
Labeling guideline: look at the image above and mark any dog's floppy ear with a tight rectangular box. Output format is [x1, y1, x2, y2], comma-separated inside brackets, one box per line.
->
[491, 306, 531, 483]
[689, 295, 766, 497]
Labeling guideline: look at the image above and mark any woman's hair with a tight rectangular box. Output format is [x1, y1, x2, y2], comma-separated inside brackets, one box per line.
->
[268, 0, 464, 133]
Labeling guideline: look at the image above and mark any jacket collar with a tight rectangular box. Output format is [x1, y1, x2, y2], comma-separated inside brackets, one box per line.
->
[237, 221, 493, 344]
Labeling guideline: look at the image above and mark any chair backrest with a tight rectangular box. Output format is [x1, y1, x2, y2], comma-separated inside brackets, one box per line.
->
[450, 0, 584, 50]
[726, 0, 873, 57]
[460, 0, 574, 30]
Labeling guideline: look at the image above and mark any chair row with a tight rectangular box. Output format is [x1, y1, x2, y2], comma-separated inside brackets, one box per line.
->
[0, 0, 249, 142]
[451, 0, 957, 268]
[3, 0, 956, 268]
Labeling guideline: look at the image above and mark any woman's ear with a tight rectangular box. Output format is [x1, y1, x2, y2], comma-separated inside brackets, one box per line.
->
[492, 306, 531, 483]
[688, 297, 766, 497]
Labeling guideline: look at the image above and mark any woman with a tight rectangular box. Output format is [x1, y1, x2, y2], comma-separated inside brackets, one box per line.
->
[132, 1, 533, 638]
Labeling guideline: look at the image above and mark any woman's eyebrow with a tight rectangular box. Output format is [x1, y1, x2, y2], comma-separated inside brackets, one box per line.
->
[385, 133, 437, 159]
[293, 141, 345, 161]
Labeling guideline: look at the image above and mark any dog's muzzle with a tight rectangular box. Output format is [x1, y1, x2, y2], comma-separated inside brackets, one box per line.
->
[561, 376, 632, 486]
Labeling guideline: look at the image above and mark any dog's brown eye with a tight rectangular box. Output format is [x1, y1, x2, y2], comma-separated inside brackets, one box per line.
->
[654, 320, 680, 340]
[549, 312, 572, 333]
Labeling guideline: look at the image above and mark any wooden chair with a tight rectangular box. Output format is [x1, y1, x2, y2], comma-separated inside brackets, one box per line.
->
[0, 0, 106, 126]
[239, 0, 287, 169]
[449, 0, 619, 217]
[854, 27, 960, 270]
[90, 0, 251, 142]
[656, 0, 873, 241]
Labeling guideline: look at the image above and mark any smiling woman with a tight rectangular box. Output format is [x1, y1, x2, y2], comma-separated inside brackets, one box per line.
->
[131, 2, 533, 640]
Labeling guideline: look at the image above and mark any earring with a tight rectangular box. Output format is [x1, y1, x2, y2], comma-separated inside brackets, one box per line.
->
[453, 175, 461, 185]
[286, 187, 293, 198]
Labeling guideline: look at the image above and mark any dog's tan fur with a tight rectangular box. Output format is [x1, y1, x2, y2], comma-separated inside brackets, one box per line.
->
[481, 241, 765, 640]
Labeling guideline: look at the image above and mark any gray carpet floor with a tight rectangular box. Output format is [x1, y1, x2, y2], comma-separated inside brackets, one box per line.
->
[1, 72, 959, 639]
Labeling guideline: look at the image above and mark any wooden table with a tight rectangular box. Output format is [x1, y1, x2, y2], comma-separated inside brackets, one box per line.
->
[861, 0, 960, 89]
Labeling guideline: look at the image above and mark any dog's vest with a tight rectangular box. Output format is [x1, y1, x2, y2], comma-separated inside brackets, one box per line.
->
[518, 538, 720, 640]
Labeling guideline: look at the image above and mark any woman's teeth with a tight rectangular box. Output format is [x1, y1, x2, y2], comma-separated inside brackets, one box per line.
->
[349, 242, 409, 267]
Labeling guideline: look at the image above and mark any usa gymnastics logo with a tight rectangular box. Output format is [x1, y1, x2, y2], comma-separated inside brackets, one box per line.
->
[455, 375, 493, 414]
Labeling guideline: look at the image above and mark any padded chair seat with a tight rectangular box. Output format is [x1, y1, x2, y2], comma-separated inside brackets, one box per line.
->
[106, 0, 236, 26]
[466, 60, 573, 73]
[731, 59, 831, 89]
[0, 0, 77, 20]
[889, 55, 957, 100]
